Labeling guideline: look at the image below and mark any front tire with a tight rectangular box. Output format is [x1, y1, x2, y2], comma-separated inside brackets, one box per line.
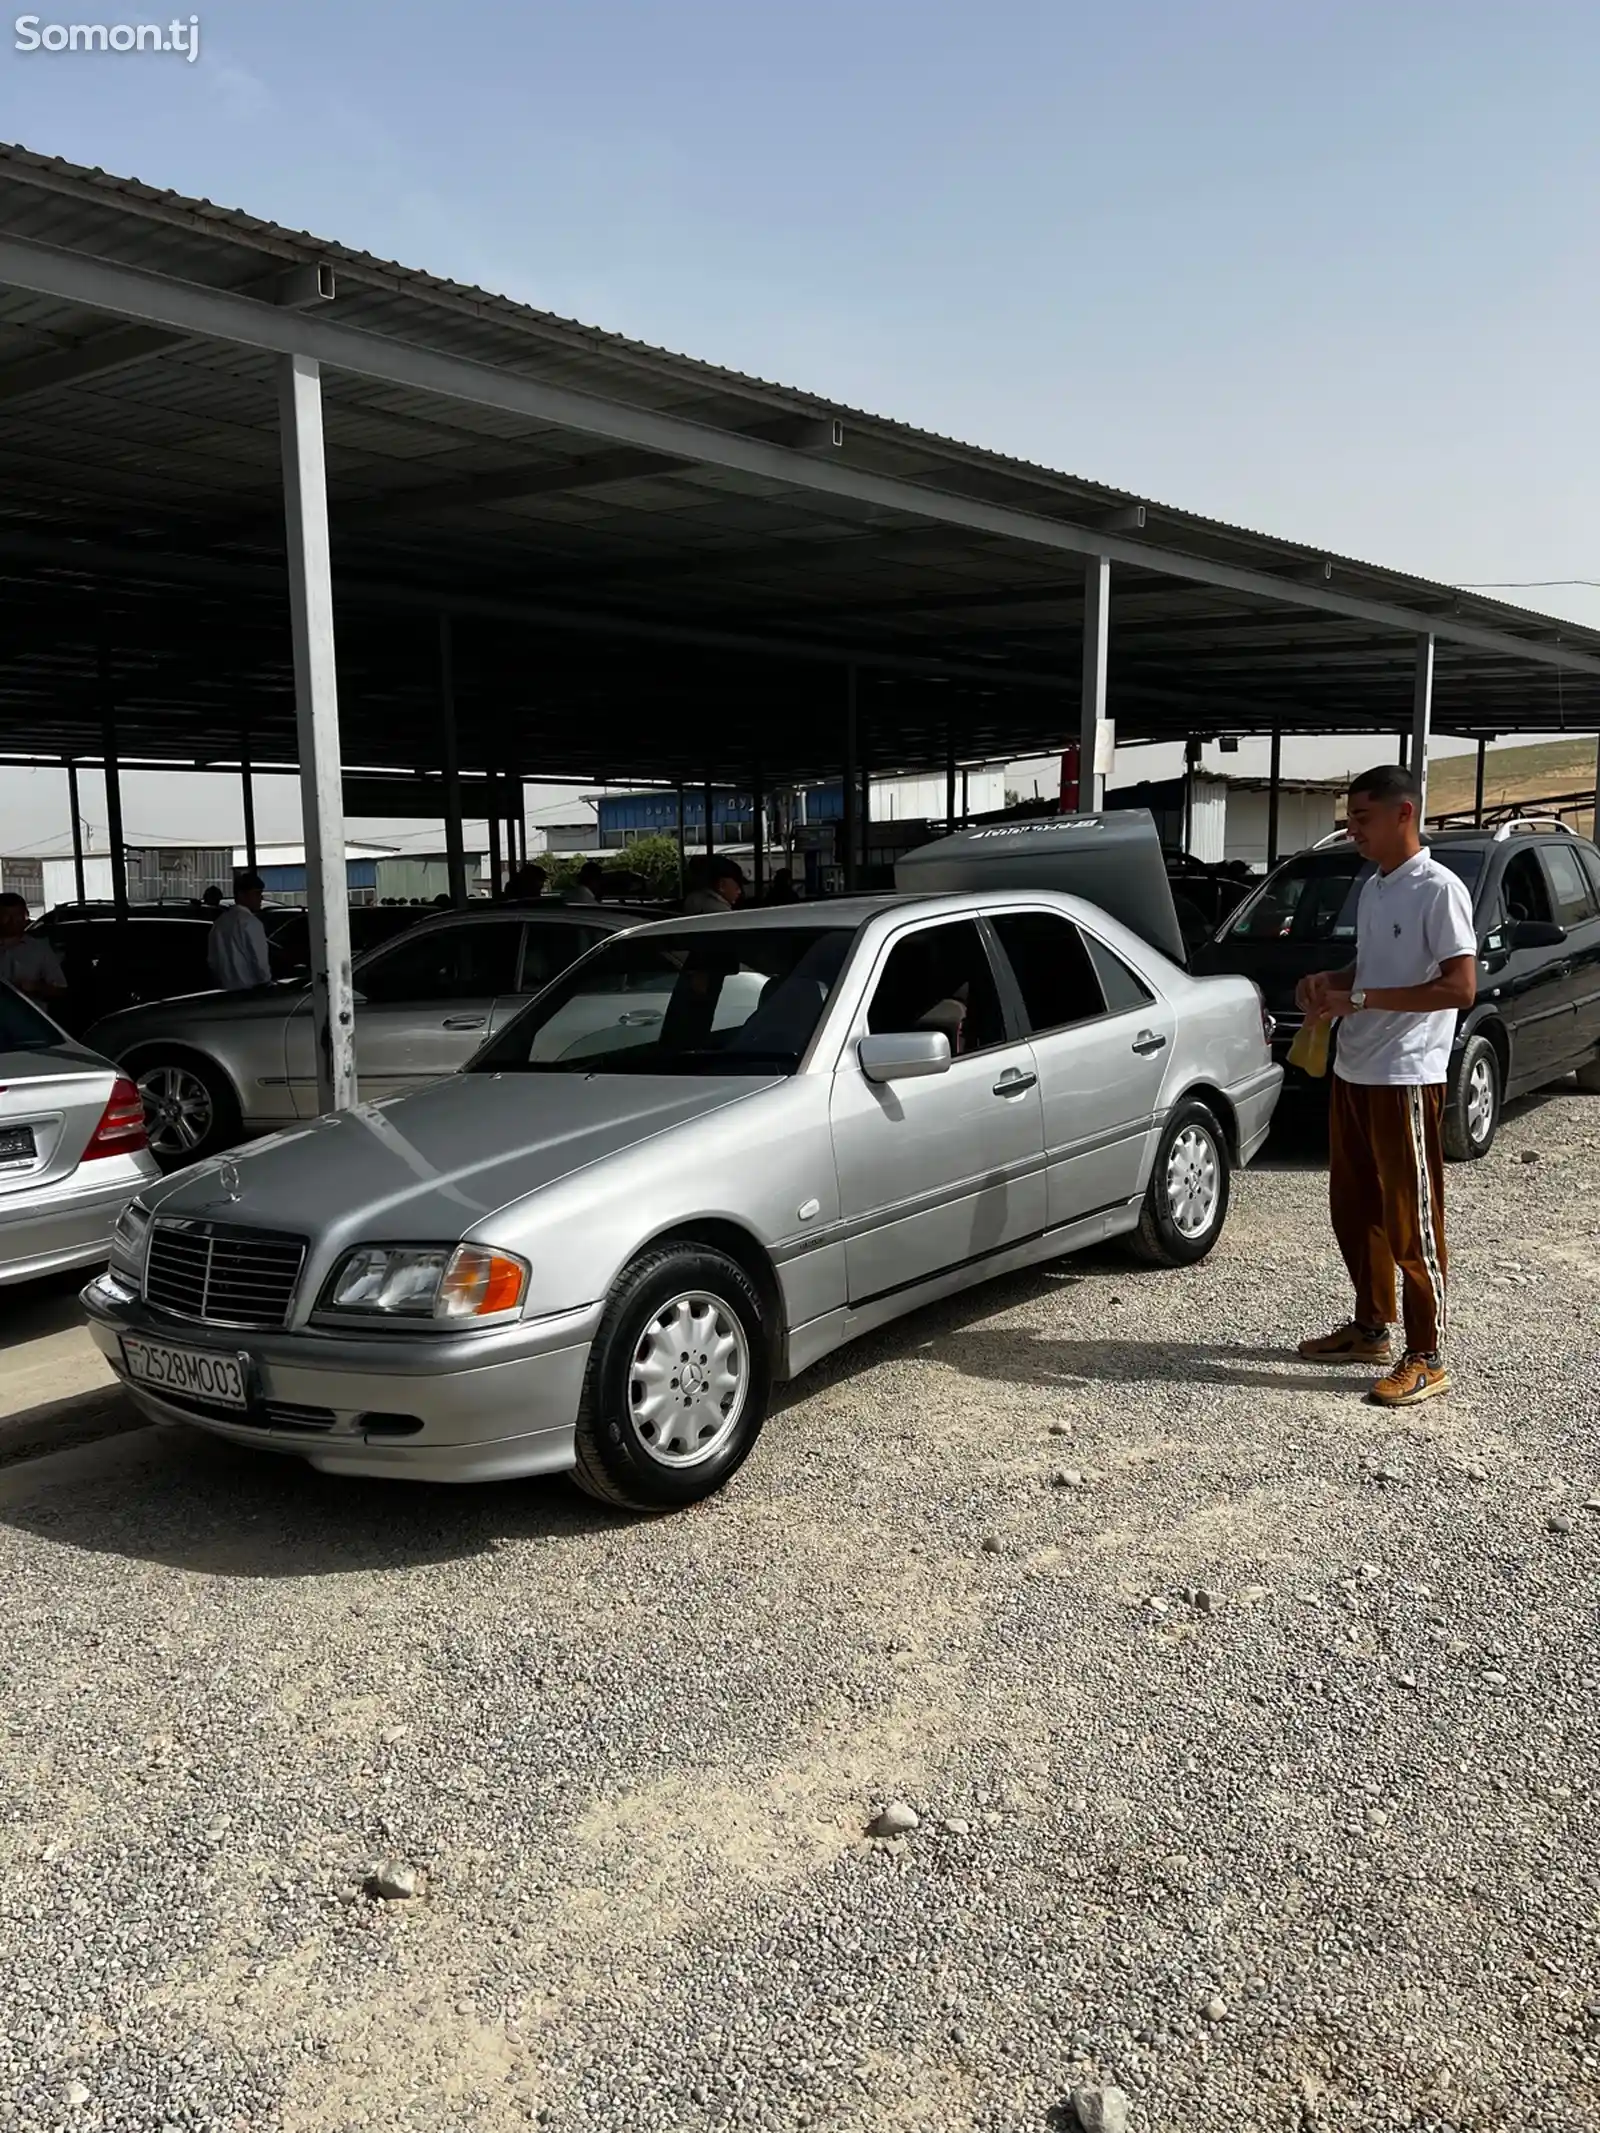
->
[571, 1244, 772, 1511]
[1443, 1033, 1500, 1161]
[130, 1050, 242, 1169]
[1128, 1100, 1231, 1267]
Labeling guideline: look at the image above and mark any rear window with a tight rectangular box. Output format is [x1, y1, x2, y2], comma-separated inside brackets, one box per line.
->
[1227, 846, 1482, 944]
[0, 985, 62, 1050]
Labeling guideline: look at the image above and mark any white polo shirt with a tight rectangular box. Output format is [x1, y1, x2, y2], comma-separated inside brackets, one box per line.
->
[1334, 850, 1477, 1087]
[206, 903, 272, 990]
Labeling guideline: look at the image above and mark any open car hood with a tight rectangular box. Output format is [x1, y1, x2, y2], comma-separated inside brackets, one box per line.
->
[894, 809, 1188, 965]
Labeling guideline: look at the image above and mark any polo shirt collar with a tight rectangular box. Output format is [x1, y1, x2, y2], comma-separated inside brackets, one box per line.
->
[1377, 850, 1429, 885]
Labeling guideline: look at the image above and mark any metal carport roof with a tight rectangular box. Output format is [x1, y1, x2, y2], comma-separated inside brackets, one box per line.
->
[1, 140, 1598, 791]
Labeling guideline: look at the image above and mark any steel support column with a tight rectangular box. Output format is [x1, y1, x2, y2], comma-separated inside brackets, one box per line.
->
[859, 712, 872, 885]
[1266, 726, 1283, 870]
[278, 352, 355, 1116]
[842, 667, 859, 890]
[945, 728, 957, 827]
[752, 768, 765, 899]
[240, 736, 258, 874]
[95, 615, 128, 930]
[487, 807, 502, 898]
[703, 779, 714, 858]
[439, 615, 467, 906]
[1474, 737, 1488, 826]
[676, 784, 687, 898]
[1079, 555, 1110, 813]
[66, 760, 87, 905]
[1411, 633, 1435, 821]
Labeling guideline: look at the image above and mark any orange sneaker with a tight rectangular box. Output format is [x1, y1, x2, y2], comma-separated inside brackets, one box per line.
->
[1298, 1322, 1392, 1364]
[1368, 1352, 1450, 1407]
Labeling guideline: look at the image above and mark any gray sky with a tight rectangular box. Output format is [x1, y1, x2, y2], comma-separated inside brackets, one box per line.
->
[3, 0, 1596, 858]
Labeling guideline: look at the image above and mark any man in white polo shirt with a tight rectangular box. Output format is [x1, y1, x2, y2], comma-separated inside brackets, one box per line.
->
[1294, 764, 1478, 1407]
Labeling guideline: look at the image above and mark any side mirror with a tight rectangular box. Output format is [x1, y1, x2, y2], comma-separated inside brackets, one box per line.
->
[858, 1031, 952, 1084]
[1510, 919, 1567, 950]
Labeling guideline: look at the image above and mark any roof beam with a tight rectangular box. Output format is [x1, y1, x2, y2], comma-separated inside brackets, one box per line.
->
[3, 229, 1597, 681]
[0, 321, 182, 403]
[323, 445, 694, 531]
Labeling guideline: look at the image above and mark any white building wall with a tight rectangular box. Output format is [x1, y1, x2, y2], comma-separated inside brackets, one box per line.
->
[41, 854, 114, 908]
[1185, 778, 1229, 865]
[1224, 788, 1338, 870]
[868, 770, 1006, 820]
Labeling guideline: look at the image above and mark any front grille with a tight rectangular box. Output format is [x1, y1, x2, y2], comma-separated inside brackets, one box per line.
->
[144, 1220, 307, 1329]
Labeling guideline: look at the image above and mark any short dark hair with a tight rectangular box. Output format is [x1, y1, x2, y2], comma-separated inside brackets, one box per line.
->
[709, 855, 746, 885]
[233, 872, 264, 896]
[578, 860, 604, 880]
[0, 890, 27, 912]
[1347, 764, 1420, 807]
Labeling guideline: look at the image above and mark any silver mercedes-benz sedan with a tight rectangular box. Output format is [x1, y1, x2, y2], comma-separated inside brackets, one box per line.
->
[1, 984, 159, 1287]
[82, 887, 1281, 1508]
[84, 903, 640, 1165]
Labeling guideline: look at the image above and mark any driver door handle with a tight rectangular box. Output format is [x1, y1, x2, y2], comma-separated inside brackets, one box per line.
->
[993, 1068, 1038, 1097]
[1131, 1030, 1168, 1056]
[442, 1015, 486, 1031]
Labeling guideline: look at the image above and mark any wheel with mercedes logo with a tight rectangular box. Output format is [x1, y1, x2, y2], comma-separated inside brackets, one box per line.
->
[126, 1047, 241, 1170]
[572, 1242, 772, 1511]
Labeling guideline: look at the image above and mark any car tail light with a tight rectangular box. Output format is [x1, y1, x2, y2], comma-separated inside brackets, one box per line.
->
[82, 1076, 149, 1161]
[1249, 982, 1275, 1047]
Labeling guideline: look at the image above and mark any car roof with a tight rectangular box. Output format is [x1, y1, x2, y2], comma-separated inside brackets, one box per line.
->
[625, 888, 1148, 938]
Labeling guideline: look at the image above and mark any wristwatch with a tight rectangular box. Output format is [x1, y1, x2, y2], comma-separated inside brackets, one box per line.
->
[1349, 988, 1367, 1012]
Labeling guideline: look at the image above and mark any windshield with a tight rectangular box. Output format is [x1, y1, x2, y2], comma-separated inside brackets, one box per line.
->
[1224, 846, 1483, 946]
[472, 924, 857, 1075]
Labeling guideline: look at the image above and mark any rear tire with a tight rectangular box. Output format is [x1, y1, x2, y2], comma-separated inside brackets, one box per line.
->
[1128, 1100, 1231, 1267]
[130, 1050, 241, 1170]
[1443, 1033, 1501, 1161]
[571, 1244, 772, 1511]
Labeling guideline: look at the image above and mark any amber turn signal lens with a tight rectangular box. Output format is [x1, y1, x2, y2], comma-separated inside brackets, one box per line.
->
[437, 1245, 528, 1319]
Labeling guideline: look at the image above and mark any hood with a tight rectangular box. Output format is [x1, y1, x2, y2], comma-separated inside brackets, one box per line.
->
[148, 1071, 768, 1242]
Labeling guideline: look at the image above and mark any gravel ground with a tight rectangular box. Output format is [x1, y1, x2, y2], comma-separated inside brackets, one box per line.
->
[2, 1091, 1599, 2133]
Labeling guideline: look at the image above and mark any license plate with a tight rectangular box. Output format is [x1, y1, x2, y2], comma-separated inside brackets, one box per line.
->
[0, 1125, 35, 1163]
[121, 1335, 249, 1410]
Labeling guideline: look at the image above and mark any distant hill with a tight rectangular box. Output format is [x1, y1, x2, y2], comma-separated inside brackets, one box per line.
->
[1428, 738, 1596, 835]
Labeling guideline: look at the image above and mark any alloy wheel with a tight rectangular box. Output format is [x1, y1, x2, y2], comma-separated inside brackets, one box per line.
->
[1165, 1123, 1220, 1239]
[1466, 1054, 1496, 1145]
[627, 1291, 749, 1468]
[136, 1063, 214, 1159]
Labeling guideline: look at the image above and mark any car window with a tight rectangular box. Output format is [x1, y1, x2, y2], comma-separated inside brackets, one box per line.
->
[0, 985, 60, 1050]
[1085, 934, 1155, 1013]
[989, 911, 1107, 1034]
[1227, 854, 1366, 943]
[1501, 849, 1554, 927]
[516, 922, 607, 994]
[1579, 844, 1600, 904]
[867, 919, 1006, 1055]
[474, 924, 855, 1074]
[1541, 844, 1595, 928]
[357, 921, 522, 1004]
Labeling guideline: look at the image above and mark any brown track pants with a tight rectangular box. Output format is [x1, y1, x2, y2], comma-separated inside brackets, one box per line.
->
[1328, 1078, 1449, 1355]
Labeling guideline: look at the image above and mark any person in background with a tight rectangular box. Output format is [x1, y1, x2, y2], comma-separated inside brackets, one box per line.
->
[206, 873, 273, 991]
[684, 855, 746, 914]
[567, 861, 606, 905]
[1295, 764, 1477, 1408]
[0, 892, 67, 1004]
[764, 867, 799, 905]
[505, 863, 547, 900]
[200, 884, 223, 911]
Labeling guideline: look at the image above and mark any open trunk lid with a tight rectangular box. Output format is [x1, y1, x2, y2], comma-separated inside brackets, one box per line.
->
[894, 809, 1188, 966]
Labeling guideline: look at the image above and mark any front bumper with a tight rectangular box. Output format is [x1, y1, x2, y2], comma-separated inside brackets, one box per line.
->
[0, 1154, 156, 1289]
[80, 1277, 601, 1482]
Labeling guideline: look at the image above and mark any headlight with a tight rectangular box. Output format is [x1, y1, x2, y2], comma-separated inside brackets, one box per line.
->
[109, 1200, 151, 1274]
[319, 1243, 529, 1323]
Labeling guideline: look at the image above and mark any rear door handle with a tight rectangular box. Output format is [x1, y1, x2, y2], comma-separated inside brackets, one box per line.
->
[992, 1068, 1038, 1097]
[442, 1016, 486, 1031]
[1131, 1030, 1168, 1056]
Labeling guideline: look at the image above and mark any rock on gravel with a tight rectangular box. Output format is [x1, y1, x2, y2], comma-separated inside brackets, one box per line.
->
[366, 1859, 421, 1901]
[1072, 2086, 1131, 2133]
[867, 1800, 920, 1837]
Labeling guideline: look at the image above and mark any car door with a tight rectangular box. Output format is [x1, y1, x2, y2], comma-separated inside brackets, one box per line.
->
[988, 909, 1175, 1227]
[285, 918, 525, 1113]
[1538, 842, 1600, 1061]
[827, 915, 1046, 1306]
[1485, 847, 1577, 1085]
